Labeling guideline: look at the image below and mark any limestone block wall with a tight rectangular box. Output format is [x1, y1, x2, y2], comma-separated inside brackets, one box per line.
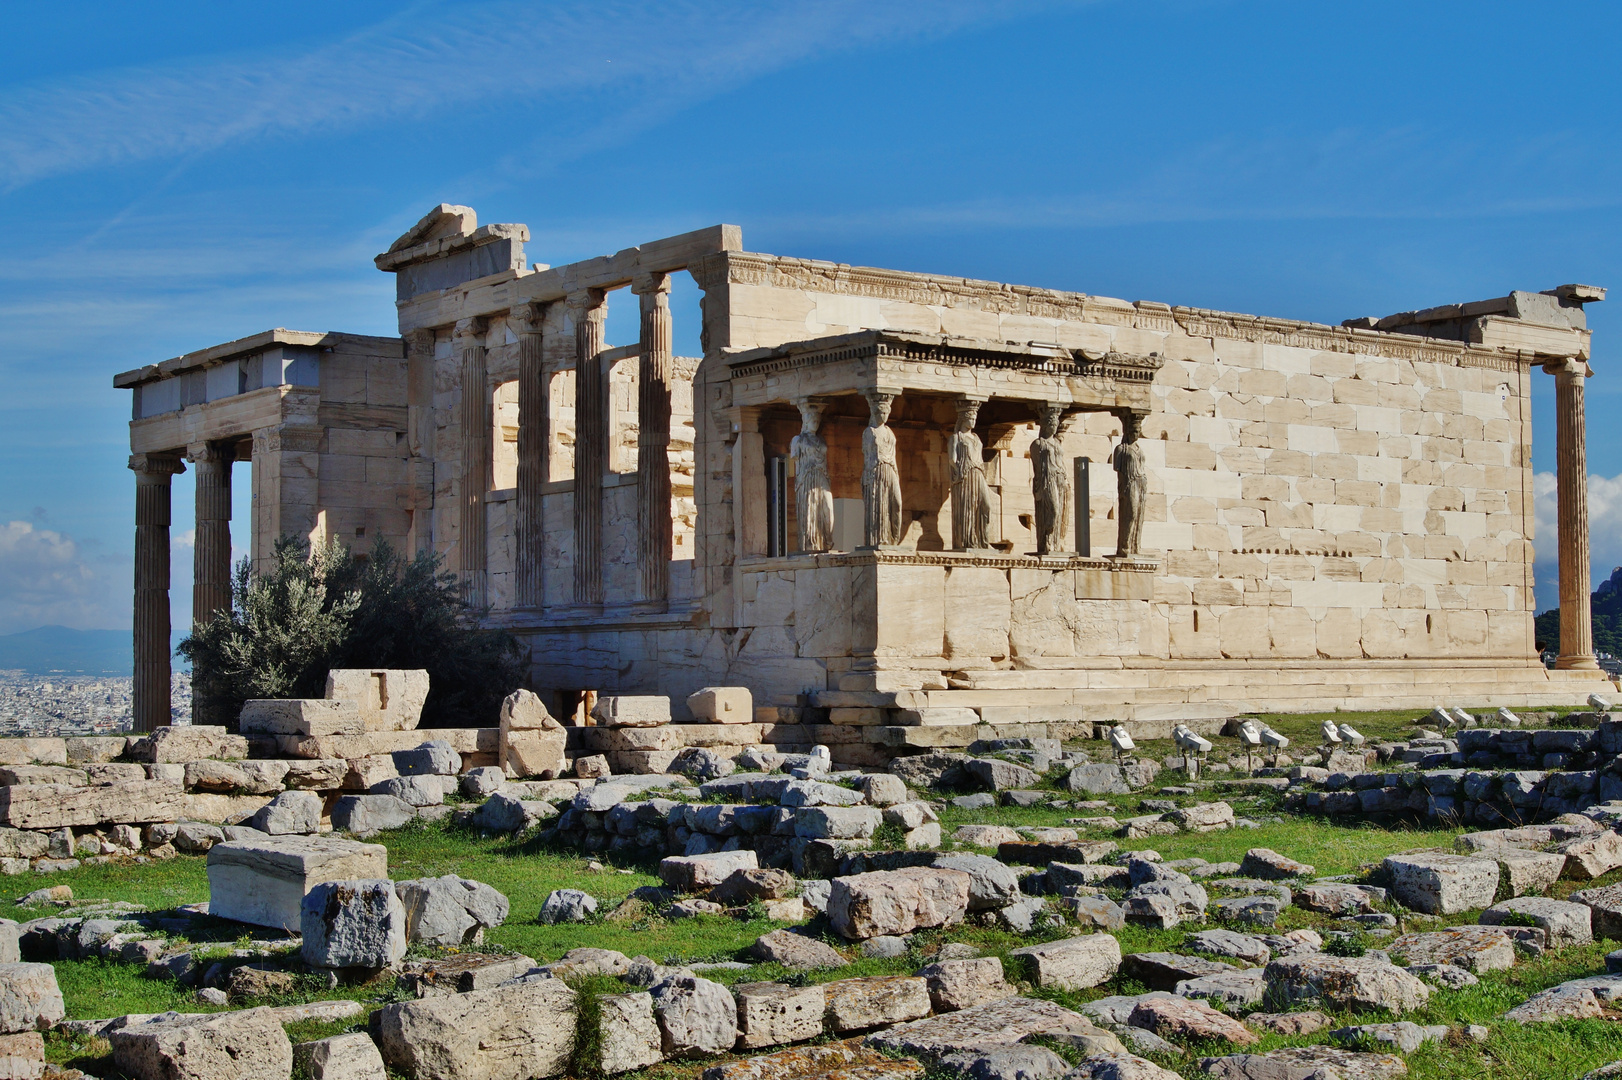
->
[692, 252, 1541, 671]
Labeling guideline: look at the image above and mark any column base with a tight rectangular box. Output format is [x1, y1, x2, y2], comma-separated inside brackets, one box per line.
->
[1556, 654, 1601, 670]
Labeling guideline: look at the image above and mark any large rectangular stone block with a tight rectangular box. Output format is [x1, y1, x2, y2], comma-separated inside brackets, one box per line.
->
[240, 699, 363, 737]
[0, 781, 186, 830]
[206, 835, 388, 931]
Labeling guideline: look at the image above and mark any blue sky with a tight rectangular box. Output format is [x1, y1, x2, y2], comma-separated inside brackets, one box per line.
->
[2, 0, 1620, 637]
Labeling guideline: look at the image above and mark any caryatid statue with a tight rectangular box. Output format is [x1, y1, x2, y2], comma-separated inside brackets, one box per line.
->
[1111, 413, 1148, 557]
[861, 391, 904, 546]
[950, 397, 993, 550]
[1030, 403, 1069, 556]
[790, 399, 835, 552]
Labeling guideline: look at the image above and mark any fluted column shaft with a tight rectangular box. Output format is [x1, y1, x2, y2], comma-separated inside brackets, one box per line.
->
[512, 303, 548, 609]
[635, 273, 673, 607]
[1549, 358, 1597, 668]
[131, 454, 183, 733]
[457, 318, 490, 608]
[572, 291, 608, 606]
[190, 443, 232, 627]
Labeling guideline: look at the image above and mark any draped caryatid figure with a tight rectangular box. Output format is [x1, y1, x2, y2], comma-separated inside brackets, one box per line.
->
[1112, 413, 1148, 558]
[950, 398, 992, 551]
[861, 391, 903, 546]
[791, 399, 835, 552]
[1031, 403, 1069, 556]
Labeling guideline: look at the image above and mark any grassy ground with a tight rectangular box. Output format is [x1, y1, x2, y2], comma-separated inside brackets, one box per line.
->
[25, 708, 1622, 1077]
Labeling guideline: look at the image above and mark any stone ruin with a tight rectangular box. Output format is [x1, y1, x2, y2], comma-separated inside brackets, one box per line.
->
[115, 204, 1616, 756]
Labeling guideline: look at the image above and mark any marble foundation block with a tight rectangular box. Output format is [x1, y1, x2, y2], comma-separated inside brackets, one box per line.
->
[687, 687, 753, 724]
[240, 699, 364, 737]
[207, 835, 389, 931]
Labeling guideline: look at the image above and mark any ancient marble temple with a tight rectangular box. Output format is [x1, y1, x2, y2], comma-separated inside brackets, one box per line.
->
[117, 205, 1615, 755]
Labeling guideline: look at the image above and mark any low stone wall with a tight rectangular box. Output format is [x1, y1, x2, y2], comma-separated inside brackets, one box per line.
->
[1284, 720, 1622, 826]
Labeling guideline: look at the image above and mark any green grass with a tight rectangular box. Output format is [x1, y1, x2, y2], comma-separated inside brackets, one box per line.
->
[19, 708, 1622, 1078]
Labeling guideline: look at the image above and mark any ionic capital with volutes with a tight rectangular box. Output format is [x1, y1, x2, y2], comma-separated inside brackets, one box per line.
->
[1542, 357, 1593, 379]
[405, 327, 436, 360]
[454, 317, 487, 350]
[128, 454, 185, 478]
[507, 302, 544, 337]
[631, 271, 670, 296]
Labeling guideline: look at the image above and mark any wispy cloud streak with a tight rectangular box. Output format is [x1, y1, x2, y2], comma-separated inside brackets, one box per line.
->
[0, 0, 1044, 190]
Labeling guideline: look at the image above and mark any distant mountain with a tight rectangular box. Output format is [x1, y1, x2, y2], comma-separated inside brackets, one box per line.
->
[0, 627, 132, 675]
[1535, 566, 1622, 659]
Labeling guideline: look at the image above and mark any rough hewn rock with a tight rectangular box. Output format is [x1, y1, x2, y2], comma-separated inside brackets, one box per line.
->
[1389, 926, 1516, 973]
[1187, 929, 1271, 965]
[1293, 884, 1386, 916]
[1200, 1045, 1409, 1079]
[1573, 883, 1622, 939]
[954, 825, 1023, 848]
[0, 965, 62, 1034]
[965, 759, 1040, 792]
[301, 880, 407, 969]
[0, 1031, 43, 1080]
[396, 875, 509, 945]
[249, 791, 323, 836]
[295, 1032, 387, 1080]
[1504, 985, 1605, 1023]
[1383, 852, 1499, 914]
[1480, 896, 1592, 949]
[500, 690, 566, 780]
[1008, 934, 1122, 990]
[660, 851, 760, 892]
[377, 978, 577, 1080]
[866, 996, 1112, 1060]
[331, 794, 416, 836]
[1168, 803, 1235, 833]
[651, 975, 738, 1056]
[1243, 1010, 1331, 1036]
[710, 868, 796, 906]
[735, 982, 825, 1049]
[1121, 953, 1235, 991]
[597, 992, 663, 1074]
[1129, 995, 1256, 1045]
[918, 957, 1014, 1012]
[828, 868, 972, 940]
[539, 889, 598, 924]
[931, 854, 1021, 910]
[1262, 954, 1430, 1014]
[751, 929, 847, 969]
[1330, 1021, 1446, 1055]
[110, 1007, 292, 1080]
[1065, 765, 1130, 796]
[1122, 882, 1208, 929]
[936, 1045, 1069, 1080]
[1554, 831, 1622, 881]
[1063, 1053, 1182, 1080]
[824, 976, 932, 1034]
[1238, 849, 1314, 880]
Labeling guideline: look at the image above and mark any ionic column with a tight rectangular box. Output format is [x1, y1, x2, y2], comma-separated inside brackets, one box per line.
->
[511, 304, 547, 609]
[131, 454, 184, 733]
[1547, 358, 1598, 669]
[457, 318, 490, 608]
[189, 442, 232, 627]
[634, 273, 673, 607]
[571, 290, 608, 606]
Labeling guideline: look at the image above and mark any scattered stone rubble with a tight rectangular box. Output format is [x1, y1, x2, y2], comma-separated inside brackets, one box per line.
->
[12, 693, 1622, 1080]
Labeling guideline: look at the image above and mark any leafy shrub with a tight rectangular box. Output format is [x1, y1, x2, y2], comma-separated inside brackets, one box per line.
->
[180, 537, 525, 729]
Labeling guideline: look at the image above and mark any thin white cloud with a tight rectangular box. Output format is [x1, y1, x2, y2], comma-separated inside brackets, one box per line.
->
[0, 0, 1048, 191]
[0, 521, 125, 634]
[1533, 470, 1622, 613]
